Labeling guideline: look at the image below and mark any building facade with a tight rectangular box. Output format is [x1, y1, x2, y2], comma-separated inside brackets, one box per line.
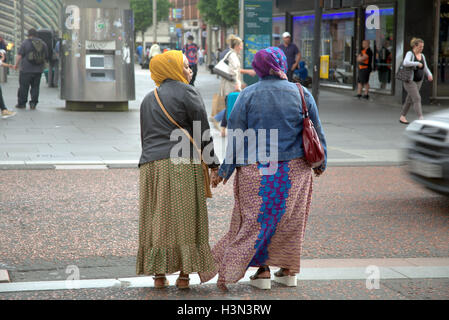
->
[169, 0, 206, 49]
[273, 0, 447, 104]
[0, 0, 62, 43]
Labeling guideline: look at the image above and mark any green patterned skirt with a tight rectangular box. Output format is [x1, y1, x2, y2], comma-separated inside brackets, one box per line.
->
[136, 158, 216, 275]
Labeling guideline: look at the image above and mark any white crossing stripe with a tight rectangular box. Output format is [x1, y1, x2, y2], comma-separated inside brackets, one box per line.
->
[0, 265, 448, 293]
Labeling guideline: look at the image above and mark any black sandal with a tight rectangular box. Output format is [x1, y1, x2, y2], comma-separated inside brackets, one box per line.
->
[249, 266, 271, 290]
[274, 268, 297, 287]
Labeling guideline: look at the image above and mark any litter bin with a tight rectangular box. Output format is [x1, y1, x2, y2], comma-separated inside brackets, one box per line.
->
[0, 67, 6, 83]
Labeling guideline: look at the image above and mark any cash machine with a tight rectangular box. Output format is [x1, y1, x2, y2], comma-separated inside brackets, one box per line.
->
[60, 0, 135, 111]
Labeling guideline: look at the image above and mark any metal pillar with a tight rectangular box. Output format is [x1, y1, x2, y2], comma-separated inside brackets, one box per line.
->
[312, 0, 322, 107]
[153, 0, 157, 43]
[20, 0, 25, 44]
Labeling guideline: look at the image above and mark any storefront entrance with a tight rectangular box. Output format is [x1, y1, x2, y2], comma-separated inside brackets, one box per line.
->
[292, 11, 356, 88]
[437, 0, 449, 97]
[365, 7, 395, 94]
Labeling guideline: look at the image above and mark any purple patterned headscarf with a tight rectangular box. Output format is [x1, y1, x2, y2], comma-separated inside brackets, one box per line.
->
[252, 47, 288, 80]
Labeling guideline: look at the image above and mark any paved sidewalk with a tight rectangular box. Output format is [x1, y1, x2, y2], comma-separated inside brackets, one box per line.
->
[1, 64, 446, 167]
[1, 166, 447, 299]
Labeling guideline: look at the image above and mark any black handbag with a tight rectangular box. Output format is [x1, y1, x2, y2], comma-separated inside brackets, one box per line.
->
[395, 51, 414, 81]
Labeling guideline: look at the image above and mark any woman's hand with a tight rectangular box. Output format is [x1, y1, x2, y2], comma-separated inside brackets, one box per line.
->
[428, 74, 433, 82]
[313, 167, 324, 177]
[418, 63, 423, 68]
[247, 69, 256, 77]
[210, 169, 223, 188]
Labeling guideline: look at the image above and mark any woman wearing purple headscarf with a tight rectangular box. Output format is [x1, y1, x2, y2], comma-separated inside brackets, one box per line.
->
[202, 47, 327, 291]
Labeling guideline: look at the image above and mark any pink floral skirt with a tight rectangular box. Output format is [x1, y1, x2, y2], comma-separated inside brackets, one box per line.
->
[199, 158, 313, 286]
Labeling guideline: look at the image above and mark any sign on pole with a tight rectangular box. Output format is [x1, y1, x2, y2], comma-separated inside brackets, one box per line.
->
[242, 0, 272, 86]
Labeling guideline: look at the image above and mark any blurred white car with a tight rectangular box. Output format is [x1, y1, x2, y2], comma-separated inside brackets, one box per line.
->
[404, 109, 449, 195]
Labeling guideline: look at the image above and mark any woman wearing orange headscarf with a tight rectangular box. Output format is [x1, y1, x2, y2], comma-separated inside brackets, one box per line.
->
[136, 51, 219, 289]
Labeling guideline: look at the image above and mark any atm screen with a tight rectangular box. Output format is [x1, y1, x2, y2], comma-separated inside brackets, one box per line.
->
[90, 57, 104, 68]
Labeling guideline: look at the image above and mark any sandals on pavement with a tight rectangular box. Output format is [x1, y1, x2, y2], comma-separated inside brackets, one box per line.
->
[274, 268, 297, 287]
[249, 266, 271, 290]
[153, 275, 169, 289]
[176, 276, 190, 289]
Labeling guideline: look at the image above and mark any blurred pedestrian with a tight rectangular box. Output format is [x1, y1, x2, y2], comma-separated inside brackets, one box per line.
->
[0, 35, 6, 51]
[136, 43, 143, 65]
[200, 47, 327, 291]
[198, 48, 204, 66]
[218, 35, 256, 137]
[399, 38, 433, 124]
[278, 32, 301, 82]
[0, 49, 16, 118]
[137, 50, 219, 289]
[14, 28, 48, 110]
[355, 40, 373, 100]
[182, 35, 199, 86]
[377, 40, 392, 90]
[48, 35, 59, 88]
[149, 43, 161, 59]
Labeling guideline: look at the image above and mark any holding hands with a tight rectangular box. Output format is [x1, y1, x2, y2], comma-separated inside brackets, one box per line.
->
[210, 168, 223, 188]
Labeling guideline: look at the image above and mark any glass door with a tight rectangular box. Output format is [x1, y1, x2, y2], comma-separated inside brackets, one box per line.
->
[292, 11, 356, 88]
[321, 11, 356, 87]
[365, 7, 395, 93]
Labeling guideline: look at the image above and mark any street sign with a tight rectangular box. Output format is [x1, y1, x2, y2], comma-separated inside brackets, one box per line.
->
[242, 0, 272, 86]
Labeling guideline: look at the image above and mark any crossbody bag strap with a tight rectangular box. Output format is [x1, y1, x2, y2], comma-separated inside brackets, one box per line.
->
[296, 83, 309, 118]
[153, 88, 203, 162]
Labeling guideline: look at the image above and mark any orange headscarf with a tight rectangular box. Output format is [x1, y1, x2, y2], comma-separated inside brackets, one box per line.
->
[149, 50, 189, 87]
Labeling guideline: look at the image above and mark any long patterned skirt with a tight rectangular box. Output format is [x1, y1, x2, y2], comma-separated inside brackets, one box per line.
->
[136, 158, 216, 275]
[199, 158, 313, 285]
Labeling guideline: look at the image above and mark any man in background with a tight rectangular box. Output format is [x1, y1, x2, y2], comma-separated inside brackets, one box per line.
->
[14, 28, 48, 110]
[182, 35, 199, 86]
[136, 43, 143, 65]
[355, 39, 373, 100]
[279, 32, 301, 82]
[0, 35, 6, 51]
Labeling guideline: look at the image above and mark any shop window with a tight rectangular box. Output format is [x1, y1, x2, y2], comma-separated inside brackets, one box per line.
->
[364, 7, 395, 93]
[292, 11, 355, 88]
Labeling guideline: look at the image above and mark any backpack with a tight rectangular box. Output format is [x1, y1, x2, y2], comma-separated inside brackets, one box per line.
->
[184, 43, 198, 65]
[27, 39, 46, 65]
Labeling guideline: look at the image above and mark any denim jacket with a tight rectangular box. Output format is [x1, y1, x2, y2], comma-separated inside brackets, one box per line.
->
[218, 76, 327, 180]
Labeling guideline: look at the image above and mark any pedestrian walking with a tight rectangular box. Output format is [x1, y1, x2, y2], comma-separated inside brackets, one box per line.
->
[0, 49, 16, 118]
[355, 40, 373, 100]
[198, 47, 204, 66]
[136, 43, 143, 65]
[48, 35, 59, 88]
[14, 28, 48, 110]
[182, 35, 199, 86]
[200, 47, 327, 291]
[399, 38, 433, 124]
[137, 50, 220, 289]
[278, 32, 301, 82]
[0, 35, 6, 51]
[218, 35, 256, 137]
[377, 40, 392, 90]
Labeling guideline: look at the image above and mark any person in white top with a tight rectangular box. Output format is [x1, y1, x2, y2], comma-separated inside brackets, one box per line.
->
[0, 49, 16, 118]
[218, 35, 256, 136]
[399, 37, 433, 124]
